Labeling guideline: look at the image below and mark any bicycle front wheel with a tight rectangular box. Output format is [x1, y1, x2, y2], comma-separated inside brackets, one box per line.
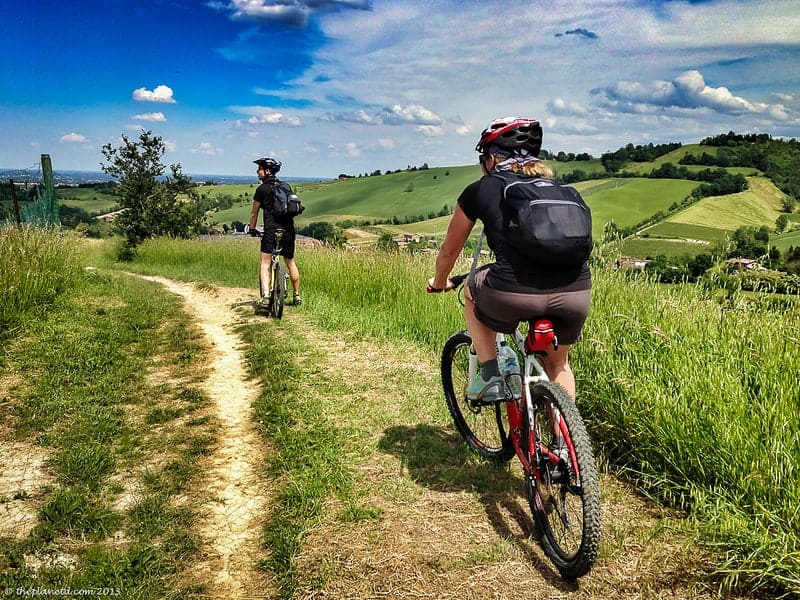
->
[526, 380, 600, 579]
[441, 331, 514, 462]
[271, 260, 287, 319]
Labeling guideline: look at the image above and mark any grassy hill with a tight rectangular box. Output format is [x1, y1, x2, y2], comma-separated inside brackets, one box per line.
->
[53, 138, 796, 259]
[620, 144, 760, 177]
[573, 178, 698, 236]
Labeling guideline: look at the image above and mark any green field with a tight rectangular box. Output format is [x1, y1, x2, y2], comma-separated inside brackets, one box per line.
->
[574, 178, 698, 235]
[772, 228, 800, 252]
[663, 176, 783, 231]
[57, 186, 119, 214]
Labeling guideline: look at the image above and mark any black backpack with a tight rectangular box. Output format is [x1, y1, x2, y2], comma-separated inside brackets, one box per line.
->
[271, 179, 305, 216]
[492, 172, 592, 268]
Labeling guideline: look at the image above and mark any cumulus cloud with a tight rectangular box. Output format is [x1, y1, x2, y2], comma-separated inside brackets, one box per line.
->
[213, 0, 371, 28]
[61, 133, 87, 143]
[379, 104, 442, 126]
[319, 103, 442, 128]
[249, 112, 303, 127]
[192, 142, 221, 156]
[231, 106, 303, 127]
[132, 85, 176, 103]
[132, 112, 167, 122]
[593, 70, 786, 117]
[416, 125, 444, 137]
[320, 109, 378, 125]
[548, 98, 588, 117]
[378, 138, 394, 149]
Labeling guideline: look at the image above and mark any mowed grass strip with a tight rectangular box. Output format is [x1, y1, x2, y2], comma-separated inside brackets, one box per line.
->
[0, 263, 216, 598]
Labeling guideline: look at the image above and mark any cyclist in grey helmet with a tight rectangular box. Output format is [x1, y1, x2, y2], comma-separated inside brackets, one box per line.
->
[248, 156, 302, 306]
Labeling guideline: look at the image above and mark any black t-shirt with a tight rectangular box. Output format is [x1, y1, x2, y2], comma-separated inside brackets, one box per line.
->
[254, 177, 296, 232]
[456, 175, 591, 292]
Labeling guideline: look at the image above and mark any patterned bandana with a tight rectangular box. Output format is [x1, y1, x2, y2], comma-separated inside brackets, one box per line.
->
[494, 154, 542, 172]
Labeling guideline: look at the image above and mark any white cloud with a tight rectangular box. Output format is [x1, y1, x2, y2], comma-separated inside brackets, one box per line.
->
[346, 142, 361, 157]
[132, 85, 176, 103]
[416, 125, 444, 137]
[548, 98, 588, 117]
[380, 104, 441, 126]
[248, 113, 302, 127]
[231, 106, 303, 127]
[132, 112, 167, 122]
[378, 138, 394, 149]
[61, 133, 87, 143]
[192, 142, 220, 156]
[593, 70, 789, 118]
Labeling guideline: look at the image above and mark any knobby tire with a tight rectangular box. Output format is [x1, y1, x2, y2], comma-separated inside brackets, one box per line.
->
[527, 380, 600, 579]
[441, 331, 514, 462]
[271, 260, 287, 319]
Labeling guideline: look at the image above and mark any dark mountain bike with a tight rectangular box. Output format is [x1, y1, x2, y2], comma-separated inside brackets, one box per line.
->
[435, 273, 601, 579]
[254, 228, 288, 319]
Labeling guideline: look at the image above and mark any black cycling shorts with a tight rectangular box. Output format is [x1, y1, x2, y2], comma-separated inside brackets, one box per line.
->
[260, 228, 296, 259]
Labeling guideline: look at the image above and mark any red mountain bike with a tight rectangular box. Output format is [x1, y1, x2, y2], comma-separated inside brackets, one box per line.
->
[436, 273, 600, 579]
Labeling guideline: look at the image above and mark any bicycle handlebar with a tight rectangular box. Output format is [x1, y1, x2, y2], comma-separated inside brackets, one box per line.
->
[426, 272, 468, 293]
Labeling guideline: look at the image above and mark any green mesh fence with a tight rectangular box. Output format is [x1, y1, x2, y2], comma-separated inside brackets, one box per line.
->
[1, 154, 59, 227]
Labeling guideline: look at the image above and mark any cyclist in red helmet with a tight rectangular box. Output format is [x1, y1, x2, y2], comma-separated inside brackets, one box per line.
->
[428, 117, 591, 403]
[248, 156, 302, 306]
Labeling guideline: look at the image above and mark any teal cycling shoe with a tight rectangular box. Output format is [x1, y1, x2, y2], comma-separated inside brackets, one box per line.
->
[466, 373, 505, 403]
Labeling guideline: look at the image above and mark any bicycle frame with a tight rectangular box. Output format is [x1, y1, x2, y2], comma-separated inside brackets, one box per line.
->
[468, 329, 577, 482]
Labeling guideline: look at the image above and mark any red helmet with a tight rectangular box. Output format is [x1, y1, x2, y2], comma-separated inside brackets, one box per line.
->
[475, 116, 542, 156]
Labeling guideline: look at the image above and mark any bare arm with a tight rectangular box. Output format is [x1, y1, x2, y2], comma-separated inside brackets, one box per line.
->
[248, 200, 260, 231]
[431, 205, 475, 289]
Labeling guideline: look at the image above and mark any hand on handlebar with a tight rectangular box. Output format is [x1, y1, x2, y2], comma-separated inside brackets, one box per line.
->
[426, 277, 454, 293]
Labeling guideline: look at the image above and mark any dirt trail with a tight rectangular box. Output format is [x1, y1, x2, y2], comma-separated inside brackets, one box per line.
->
[141, 277, 272, 599]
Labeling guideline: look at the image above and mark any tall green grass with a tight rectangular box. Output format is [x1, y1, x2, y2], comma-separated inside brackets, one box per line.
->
[578, 273, 800, 595]
[0, 225, 83, 341]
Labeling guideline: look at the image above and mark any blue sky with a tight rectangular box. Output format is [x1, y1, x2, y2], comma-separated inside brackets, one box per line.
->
[1, 0, 798, 178]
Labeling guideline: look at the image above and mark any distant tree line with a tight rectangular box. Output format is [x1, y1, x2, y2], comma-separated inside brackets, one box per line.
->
[540, 149, 594, 162]
[600, 142, 683, 173]
[339, 163, 433, 179]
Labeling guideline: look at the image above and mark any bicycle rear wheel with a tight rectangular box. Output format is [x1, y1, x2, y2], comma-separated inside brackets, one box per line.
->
[441, 331, 514, 462]
[525, 380, 600, 579]
[271, 260, 287, 319]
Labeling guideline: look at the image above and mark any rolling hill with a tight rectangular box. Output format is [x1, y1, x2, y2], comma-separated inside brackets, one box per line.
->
[56, 138, 797, 258]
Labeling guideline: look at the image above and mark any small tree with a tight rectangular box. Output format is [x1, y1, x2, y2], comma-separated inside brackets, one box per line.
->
[375, 232, 399, 252]
[101, 130, 203, 258]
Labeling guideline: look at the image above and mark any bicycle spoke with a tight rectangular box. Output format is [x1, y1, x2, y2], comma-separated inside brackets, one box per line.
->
[441, 332, 513, 462]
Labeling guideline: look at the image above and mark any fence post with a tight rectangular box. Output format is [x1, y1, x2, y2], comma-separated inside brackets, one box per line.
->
[9, 179, 22, 227]
[40, 154, 58, 225]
